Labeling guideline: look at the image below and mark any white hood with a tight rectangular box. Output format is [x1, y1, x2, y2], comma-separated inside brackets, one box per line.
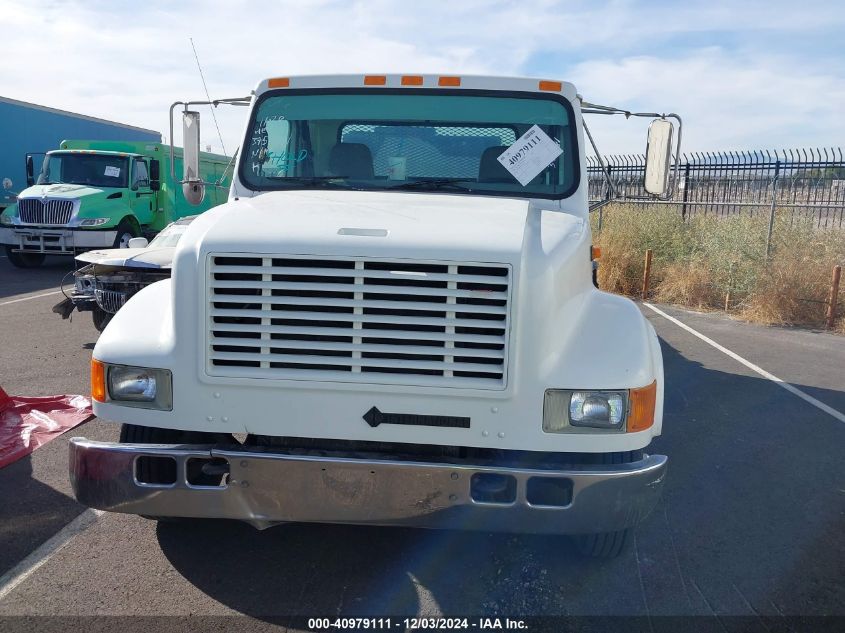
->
[20, 183, 107, 199]
[75, 246, 176, 269]
[194, 190, 531, 264]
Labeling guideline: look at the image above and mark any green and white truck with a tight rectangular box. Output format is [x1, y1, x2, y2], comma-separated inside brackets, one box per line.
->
[0, 139, 231, 268]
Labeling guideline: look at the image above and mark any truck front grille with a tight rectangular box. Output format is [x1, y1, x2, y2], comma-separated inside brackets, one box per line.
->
[95, 289, 128, 314]
[207, 255, 512, 389]
[18, 199, 74, 225]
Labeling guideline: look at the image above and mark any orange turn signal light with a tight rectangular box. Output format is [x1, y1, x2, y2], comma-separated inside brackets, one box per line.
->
[591, 246, 602, 260]
[438, 76, 461, 86]
[401, 75, 424, 86]
[364, 75, 387, 85]
[267, 77, 290, 88]
[538, 80, 562, 92]
[628, 381, 657, 432]
[91, 358, 106, 403]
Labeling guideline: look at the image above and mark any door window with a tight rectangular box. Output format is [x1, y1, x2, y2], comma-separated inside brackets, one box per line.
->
[133, 160, 150, 189]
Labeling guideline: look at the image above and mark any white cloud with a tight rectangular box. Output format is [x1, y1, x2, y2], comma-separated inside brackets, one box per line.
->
[1, 0, 843, 156]
[571, 48, 845, 154]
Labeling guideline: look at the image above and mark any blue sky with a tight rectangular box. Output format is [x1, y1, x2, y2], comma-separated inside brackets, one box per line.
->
[4, 0, 844, 155]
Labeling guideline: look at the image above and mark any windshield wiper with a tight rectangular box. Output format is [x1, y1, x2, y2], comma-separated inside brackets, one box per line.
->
[264, 175, 364, 190]
[391, 178, 472, 191]
[265, 175, 349, 183]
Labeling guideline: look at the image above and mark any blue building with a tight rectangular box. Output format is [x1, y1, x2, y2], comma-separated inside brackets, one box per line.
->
[0, 96, 160, 209]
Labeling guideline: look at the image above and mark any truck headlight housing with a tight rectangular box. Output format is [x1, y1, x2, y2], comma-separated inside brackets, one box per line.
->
[543, 382, 656, 433]
[92, 360, 172, 410]
[78, 218, 110, 227]
[544, 390, 627, 432]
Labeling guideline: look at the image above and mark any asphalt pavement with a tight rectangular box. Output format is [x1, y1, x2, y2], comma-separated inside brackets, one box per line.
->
[0, 254, 843, 629]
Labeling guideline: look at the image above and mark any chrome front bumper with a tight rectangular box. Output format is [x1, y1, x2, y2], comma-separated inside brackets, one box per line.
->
[69, 437, 667, 534]
[0, 227, 117, 254]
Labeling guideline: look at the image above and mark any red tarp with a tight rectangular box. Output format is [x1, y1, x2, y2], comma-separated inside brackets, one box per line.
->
[0, 386, 93, 469]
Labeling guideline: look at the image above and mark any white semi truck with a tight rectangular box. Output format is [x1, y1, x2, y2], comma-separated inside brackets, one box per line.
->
[70, 74, 679, 557]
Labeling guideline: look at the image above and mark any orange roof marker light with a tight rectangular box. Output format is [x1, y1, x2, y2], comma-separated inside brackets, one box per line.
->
[364, 75, 387, 86]
[539, 80, 562, 92]
[268, 77, 290, 88]
[438, 76, 461, 87]
[401, 75, 424, 86]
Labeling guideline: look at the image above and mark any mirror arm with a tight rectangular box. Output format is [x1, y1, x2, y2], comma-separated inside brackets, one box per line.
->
[168, 97, 251, 183]
[582, 117, 616, 200]
[214, 146, 240, 188]
[582, 100, 683, 201]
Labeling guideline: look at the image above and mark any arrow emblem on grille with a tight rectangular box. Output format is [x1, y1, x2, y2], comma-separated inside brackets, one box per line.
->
[363, 406, 470, 429]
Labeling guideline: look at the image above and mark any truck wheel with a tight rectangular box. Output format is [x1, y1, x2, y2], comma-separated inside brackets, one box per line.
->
[112, 219, 139, 248]
[5, 246, 46, 268]
[574, 528, 632, 558]
[573, 450, 643, 558]
[92, 306, 112, 332]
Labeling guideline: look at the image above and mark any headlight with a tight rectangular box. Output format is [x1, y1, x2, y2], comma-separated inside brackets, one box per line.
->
[0, 213, 13, 226]
[570, 391, 625, 427]
[109, 366, 158, 400]
[96, 361, 173, 410]
[78, 218, 110, 227]
[543, 382, 657, 433]
[543, 389, 627, 432]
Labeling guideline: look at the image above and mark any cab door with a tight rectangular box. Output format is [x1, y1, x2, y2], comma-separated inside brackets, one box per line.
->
[129, 158, 155, 227]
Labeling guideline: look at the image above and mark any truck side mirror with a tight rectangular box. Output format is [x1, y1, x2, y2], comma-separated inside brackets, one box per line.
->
[25, 155, 34, 187]
[127, 237, 149, 249]
[182, 111, 204, 206]
[149, 160, 161, 191]
[643, 118, 674, 196]
[149, 159, 160, 191]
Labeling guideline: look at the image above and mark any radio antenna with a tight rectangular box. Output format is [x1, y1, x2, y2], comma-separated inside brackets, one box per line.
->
[189, 37, 228, 156]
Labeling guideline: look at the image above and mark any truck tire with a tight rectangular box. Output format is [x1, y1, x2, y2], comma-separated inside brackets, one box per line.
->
[573, 449, 643, 558]
[92, 306, 112, 332]
[5, 246, 46, 268]
[112, 219, 139, 248]
[574, 528, 632, 558]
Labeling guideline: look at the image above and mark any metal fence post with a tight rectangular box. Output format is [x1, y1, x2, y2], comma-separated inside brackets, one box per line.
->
[642, 250, 653, 300]
[680, 162, 691, 220]
[765, 160, 781, 257]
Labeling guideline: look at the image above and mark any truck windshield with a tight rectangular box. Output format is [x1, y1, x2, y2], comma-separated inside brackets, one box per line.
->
[240, 90, 579, 199]
[148, 223, 190, 248]
[37, 153, 129, 188]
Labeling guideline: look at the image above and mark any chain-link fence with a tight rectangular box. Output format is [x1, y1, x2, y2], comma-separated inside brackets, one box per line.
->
[588, 148, 845, 229]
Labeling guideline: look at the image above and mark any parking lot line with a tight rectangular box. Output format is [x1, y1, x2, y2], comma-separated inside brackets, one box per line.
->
[644, 302, 845, 425]
[0, 289, 63, 307]
[0, 509, 103, 602]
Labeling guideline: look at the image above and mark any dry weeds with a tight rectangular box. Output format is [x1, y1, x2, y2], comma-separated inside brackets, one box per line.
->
[591, 204, 845, 331]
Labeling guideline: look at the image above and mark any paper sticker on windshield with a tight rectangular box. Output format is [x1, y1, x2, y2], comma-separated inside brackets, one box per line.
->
[497, 125, 562, 186]
[104, 166, 121, 177]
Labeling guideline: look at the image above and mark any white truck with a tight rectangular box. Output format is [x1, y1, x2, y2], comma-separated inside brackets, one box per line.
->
[70, 74, 678, 557]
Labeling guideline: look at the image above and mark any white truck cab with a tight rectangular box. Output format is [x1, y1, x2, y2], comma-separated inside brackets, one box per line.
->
[70, 74, 674, 557]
